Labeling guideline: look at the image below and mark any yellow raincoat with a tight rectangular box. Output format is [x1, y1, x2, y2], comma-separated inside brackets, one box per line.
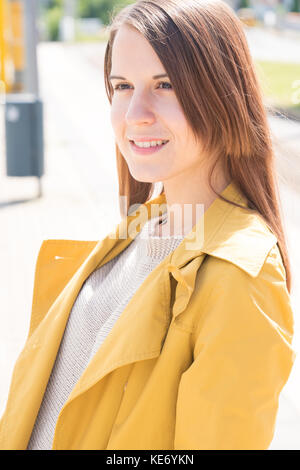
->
[0, 181, 296, 450]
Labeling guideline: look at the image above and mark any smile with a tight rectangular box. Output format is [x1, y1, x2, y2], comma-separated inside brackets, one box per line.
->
[129, 140, 169, 155]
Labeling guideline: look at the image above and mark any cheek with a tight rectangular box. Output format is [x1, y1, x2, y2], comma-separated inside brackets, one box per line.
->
[110, 102, 125, 134]
[163, 103, 190, 142]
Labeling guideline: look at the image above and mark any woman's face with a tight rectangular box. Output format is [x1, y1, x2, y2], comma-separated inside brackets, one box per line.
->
[110, 24, 205, 184]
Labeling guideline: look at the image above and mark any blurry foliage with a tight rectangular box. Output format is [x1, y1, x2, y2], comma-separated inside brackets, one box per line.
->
[290, 0, 300, 13]
[44, 6, 64, 41]
[41, 0, 135, 40]
[45, 0, 63, 7]
[78, 0, 134, 25]
[237, 0, 251, 9]
[41, 0, 63, 41]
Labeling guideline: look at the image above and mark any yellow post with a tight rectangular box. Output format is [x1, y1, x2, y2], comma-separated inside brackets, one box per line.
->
[11, 0, 24, 91]
[0, 0, 15, 93]
[0, 0, 6, 87]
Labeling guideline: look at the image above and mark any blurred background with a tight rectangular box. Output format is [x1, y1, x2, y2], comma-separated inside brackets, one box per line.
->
[0, 0, 300, 449]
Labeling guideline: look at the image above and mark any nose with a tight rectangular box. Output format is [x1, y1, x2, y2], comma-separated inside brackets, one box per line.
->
[125, 92, 156, 126]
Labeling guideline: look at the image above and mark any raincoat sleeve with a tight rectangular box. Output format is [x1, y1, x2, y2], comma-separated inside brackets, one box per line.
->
[173, 244, 296, 450]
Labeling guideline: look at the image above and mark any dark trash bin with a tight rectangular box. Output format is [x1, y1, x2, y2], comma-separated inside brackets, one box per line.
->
[5, 93, 44, 178]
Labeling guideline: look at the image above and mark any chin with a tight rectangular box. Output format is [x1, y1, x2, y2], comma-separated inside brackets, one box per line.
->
[128, 167, 164, 184]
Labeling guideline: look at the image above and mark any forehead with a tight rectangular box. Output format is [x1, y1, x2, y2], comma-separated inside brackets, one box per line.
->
[111, 25, 164, 73]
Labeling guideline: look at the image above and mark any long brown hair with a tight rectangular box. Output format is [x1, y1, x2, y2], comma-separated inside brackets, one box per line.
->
[103, 0, 292, 293]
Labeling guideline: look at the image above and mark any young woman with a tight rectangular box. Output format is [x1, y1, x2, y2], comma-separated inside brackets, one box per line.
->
[0, 0, 296, 450]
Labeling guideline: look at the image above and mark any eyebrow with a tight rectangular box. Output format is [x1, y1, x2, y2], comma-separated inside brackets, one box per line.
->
[109, 73, 169, 81]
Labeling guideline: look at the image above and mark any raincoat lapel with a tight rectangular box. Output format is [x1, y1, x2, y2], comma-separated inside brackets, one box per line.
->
[2, 194, 169, 448]
[63, 255, 172, 406]
[2, 235, 125, 447]
[58, 182, 250, 405]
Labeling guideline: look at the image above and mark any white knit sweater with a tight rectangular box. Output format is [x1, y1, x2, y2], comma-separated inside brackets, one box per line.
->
[27, 215, 184, 450]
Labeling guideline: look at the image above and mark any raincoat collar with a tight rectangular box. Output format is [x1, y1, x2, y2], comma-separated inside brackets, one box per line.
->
[53, 179, 277, 413]
[106, 180, 277, 278]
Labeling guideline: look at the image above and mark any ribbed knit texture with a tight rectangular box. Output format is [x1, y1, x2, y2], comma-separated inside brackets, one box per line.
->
[27, 215, 184, 450]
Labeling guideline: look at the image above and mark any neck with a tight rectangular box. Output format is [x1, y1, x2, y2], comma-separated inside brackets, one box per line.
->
[159, 167, 231, 237]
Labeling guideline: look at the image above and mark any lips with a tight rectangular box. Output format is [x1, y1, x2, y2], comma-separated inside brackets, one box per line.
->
[129, 140, 169, 146]
[129, 139, 169, 145]
[128, 137, 169, 142]
[129, 140, 169, 154]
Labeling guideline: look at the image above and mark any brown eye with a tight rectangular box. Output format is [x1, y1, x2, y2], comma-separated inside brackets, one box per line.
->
[113, 82, 172, 92]
[113, 83, 131, 91]
[157, 81, 173, 90]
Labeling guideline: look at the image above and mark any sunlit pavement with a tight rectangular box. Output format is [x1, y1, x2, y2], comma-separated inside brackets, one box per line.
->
[245, 25, 300, 63]
[0, 31, 299, 448]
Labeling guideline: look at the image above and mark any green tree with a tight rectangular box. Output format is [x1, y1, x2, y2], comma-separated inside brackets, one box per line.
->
[45, 6, 63, 40]
[40, 0, 63, 41]
[237, 0, 251, 8]
[78, 0, 134, 25]
[40, 0, 135, 40]
[41, 0, 63, 11]
[290, 0, 300, 13]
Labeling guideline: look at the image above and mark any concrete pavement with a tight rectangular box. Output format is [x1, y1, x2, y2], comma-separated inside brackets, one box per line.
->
[245, 24, 300, 63]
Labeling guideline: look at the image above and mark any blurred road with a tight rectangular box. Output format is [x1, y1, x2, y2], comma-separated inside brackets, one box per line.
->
[245, 25, 300, 63]
[0, 27, 300, 449]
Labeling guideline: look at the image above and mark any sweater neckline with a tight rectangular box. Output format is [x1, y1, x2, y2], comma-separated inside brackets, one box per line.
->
[134, 215, 185, 261]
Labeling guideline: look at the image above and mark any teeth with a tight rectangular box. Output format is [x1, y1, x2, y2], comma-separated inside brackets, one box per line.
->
[133, 140, 168, 148]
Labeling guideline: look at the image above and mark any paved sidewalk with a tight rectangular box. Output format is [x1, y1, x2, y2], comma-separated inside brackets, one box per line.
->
[0, 40, 300, 449]
[245, 25, 300, 63]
